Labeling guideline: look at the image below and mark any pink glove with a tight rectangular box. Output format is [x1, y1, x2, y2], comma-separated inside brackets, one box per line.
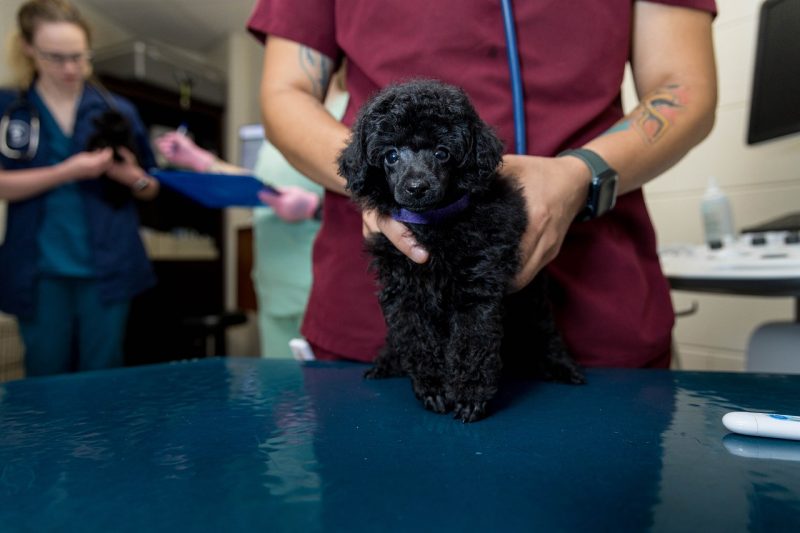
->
[258, 186, 321, 222]
[155, 131, 215, 172]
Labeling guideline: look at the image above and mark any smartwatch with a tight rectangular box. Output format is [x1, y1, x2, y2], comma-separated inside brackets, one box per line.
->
[558, 148, 618, 221]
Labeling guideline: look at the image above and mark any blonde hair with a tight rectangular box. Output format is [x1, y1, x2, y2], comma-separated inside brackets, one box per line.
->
[6, 0, 93, 88]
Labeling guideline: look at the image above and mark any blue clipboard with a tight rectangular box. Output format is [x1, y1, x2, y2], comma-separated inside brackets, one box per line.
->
[150, 169, 279, 208]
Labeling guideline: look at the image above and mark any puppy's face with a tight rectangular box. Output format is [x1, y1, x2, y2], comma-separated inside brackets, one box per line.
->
[380, 138, 460, 211]
[340, 80, 504, 215]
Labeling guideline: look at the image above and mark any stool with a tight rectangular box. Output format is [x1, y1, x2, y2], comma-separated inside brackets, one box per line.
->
[181, 310, 247, 357]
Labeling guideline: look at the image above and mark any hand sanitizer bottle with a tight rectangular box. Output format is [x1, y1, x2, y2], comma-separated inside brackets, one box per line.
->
[701, 176, 736, 249]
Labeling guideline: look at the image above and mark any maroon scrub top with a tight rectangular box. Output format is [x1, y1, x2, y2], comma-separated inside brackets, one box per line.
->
[248, 0, 717, 367]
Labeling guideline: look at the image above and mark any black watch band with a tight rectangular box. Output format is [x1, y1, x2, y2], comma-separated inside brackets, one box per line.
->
[558, 148, 619, 221]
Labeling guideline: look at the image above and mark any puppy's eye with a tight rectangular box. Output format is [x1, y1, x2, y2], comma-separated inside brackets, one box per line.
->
[384, 149, 399, 165]
[434, 148, 450, 162]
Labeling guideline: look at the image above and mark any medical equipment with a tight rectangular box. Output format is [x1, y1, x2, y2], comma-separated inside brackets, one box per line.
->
[501, 0, 525, 155]
[0, 96, 40, 161]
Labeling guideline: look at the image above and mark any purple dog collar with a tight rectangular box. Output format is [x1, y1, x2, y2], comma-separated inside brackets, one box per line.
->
[391, 193, 470, 224]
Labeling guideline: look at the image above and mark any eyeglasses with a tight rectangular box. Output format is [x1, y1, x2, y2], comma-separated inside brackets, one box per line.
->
[34, 48, 94, 66]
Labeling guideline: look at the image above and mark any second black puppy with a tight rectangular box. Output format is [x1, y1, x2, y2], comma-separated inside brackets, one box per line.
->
[339, 80, 584, 422]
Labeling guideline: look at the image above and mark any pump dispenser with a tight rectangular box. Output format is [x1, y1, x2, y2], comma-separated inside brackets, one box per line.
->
[701, 177, 736, 248]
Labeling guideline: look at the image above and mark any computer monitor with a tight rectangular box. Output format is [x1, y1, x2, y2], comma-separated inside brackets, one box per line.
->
[747, 0, 800, 145]
[238, 124, 265, 171]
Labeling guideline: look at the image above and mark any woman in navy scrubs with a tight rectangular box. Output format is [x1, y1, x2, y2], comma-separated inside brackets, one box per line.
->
[0, 0, 158, 376]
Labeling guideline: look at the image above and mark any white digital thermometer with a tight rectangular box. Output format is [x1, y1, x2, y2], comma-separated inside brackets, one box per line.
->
[722, 412, 800, 441]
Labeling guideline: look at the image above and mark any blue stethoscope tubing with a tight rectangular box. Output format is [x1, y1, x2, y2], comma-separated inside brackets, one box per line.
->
[500, 0, 526, 155]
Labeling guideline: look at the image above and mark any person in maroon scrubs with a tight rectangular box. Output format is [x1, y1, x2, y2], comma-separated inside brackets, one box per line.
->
[246, 0, 718, 368]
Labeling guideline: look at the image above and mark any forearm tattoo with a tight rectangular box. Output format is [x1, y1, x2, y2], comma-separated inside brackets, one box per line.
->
[602, 84, 687, 143]
[631, 84, 685, 144]
[298, 46, 333, 100]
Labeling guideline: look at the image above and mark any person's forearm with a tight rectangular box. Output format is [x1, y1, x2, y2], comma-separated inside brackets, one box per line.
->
[260, 37, 350, 195]
[261, 89, 350, 195]
[584, 79, 716, 196]
[0, 163, 74, 201]
[583, 3, 716, 195]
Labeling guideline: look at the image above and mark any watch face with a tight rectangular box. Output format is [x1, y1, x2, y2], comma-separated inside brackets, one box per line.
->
[596, 171, 618, 215]
[558, 148, 618, 221]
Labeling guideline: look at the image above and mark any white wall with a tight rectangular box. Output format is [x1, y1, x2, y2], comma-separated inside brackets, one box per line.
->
[0, 0, 27, 86]
[214, 31, 262, 355]
[637, 0, 800, 370]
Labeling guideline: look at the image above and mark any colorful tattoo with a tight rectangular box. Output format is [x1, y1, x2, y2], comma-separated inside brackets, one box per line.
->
[632, 84, 686, 144]
[603, 120, 632, 136]
[298, 46, 333, 99]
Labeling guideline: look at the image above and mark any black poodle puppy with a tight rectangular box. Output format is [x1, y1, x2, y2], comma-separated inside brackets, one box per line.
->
[339, 80, 584, 422]
[86, 109, 140, 208]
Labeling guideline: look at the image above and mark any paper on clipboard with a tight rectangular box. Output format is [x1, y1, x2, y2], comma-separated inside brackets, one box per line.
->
[150, 169, 279, 208]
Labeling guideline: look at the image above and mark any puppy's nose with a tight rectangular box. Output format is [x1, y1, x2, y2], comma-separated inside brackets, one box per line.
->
[405, 179, 430, 197]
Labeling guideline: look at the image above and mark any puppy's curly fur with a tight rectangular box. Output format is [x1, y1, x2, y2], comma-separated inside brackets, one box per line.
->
[340, 80, 584, 422]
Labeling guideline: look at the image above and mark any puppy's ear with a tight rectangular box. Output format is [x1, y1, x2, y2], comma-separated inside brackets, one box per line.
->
[470, 121, 504, 182]
[338, 118, 369, 198]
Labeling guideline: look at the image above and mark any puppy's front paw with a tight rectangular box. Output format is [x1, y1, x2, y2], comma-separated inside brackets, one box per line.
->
[453, 401, 487, 423]
[423, 394, 452, 414]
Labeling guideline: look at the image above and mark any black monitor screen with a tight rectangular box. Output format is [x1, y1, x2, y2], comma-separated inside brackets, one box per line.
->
[747, 0, 800, 145]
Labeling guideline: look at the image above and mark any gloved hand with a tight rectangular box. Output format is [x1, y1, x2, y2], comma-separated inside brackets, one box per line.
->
[258, 186, 321, 222]
[155, 131, 216, 172]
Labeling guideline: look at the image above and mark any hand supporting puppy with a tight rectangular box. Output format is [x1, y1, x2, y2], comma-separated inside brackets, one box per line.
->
[503, 154, 590, 290]
[362, 210, 430, 264]
[60, 148, 114, 181]
[361, 154, 591, 290]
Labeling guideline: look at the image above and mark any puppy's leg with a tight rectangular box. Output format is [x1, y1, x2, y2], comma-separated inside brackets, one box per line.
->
[504, 278, 585, 384]
[534, 311, 586, 385]
[364, 341, 405, 379]
[407, 337, 451, 415]
[368, 270, 451, 413]
[371, 322, 450, 414]
[445, 305, 504, 423]
[364, 273, 409, 380]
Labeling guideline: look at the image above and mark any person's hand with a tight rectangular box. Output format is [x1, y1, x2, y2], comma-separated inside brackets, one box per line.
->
[502, 154, 590, 290]
[59, 148, 114, 181]
[105, 147, 143, 185]
[155, 131, 215, 172]
[257, 186, 321, 222]
[362, 209, 429, 264]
